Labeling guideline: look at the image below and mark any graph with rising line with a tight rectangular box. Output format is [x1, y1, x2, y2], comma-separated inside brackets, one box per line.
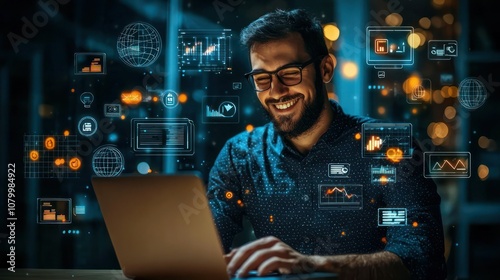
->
[318, 184, 363, 210]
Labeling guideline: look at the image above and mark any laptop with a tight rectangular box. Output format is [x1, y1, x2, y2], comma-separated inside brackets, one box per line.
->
[92, 173, 230, 280]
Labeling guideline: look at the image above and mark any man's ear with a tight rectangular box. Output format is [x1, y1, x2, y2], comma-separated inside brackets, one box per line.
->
[320, 54, 335, 83]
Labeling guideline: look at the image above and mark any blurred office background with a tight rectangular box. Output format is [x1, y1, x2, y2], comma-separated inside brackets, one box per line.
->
[0, 0, 499, 279]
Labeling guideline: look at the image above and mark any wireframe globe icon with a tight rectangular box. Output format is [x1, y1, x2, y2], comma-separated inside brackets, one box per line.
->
[92, 145, 124, 177]
[117, 22, 162, 67]
[457, 78, 488, 110]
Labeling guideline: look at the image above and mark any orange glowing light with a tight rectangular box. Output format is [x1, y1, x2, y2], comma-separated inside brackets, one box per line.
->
[244, 189, 250, 195]
[68, 157, 82, 171]
[121, 90, 142, 105]
[54, 158, 65, 166]
[70, 88, 75, 93]
[30, 150, 39, 161]
[63, 130, 70, 136]
[386, 148, 403, 163]
[246, 124, 254, 132]
[379, 176, 388, 185]
[178, 93, 188, 104]
[45, 136, 56, 150]
[381, 237, 387, 244]
[412, 221, 418, 227]
[225, 191, 234, 199]
[341, 231, 346, 236]
[355, 133, 361, 140]
[269, 215, 274, 222]
[153, 96, 159, 102]
[120, 115, 126, 120]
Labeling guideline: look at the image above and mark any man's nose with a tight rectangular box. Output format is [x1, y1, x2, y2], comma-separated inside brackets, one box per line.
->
[268, 75, 288, 97]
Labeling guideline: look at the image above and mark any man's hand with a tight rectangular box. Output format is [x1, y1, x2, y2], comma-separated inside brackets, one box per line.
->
[225, 236, 319, 277]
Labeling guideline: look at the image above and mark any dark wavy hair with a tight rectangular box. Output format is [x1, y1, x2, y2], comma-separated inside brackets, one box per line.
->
[240, 8, 328, 59]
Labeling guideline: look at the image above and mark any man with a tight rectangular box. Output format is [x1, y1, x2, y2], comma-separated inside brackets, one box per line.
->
[207, 8, 447, 280]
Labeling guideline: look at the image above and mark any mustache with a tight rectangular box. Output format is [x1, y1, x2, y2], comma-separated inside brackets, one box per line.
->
[265, 94, 303, 105]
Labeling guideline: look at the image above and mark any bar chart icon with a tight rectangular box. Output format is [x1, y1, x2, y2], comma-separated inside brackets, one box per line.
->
[74, 53, 107, 74]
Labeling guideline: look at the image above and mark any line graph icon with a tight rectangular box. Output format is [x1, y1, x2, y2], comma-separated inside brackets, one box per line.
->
[424, 152, 471, 178]
[318, 184, 363, 210]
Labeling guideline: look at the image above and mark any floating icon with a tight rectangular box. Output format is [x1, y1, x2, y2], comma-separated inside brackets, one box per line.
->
[121, 90, 143, 105]
[78, 116, 98, 137]
[80, 92, 94, 108]
[45, 136, 56, 150]
[30, 150, 39, 161]
[160, 90, 179, 108]
[378, 208, 407, 226]
[104, 104, 122, 117]
[74, 53, 106, 74]
[69, 157, 82, 171]
[428, 40, 458, 60]
[328, 163, 350, 178]
[424, 152, 471, 178]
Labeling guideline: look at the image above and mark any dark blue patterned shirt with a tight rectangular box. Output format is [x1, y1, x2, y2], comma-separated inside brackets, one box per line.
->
[208, 100, 447, 279]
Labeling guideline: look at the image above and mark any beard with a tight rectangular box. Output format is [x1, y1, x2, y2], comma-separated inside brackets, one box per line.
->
[263, 74, 326, 139]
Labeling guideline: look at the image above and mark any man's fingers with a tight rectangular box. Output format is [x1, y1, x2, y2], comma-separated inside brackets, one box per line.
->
[224, 248, 238, 264]
[235, 247, 291, 277]
[227, 236, 281, 275]
[257, 256, 295, 276]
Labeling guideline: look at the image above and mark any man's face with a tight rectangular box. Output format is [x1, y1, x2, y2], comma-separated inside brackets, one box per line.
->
[249, 33, 325, 138]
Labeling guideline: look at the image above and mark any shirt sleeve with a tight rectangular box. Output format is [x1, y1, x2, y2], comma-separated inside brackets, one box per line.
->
[207, 138, 246, 253]
[383, 139, 448, 280]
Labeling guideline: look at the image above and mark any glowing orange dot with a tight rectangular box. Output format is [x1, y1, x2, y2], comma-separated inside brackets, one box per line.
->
[153, 96, 159, 102]
[178, 93, 188, 103]
[70, 88, 75, 93]
[148, 169, 152, 174]
[355, 133, 361, 140]
[244, 189, 250, 194]
[225, 191, 233, 199]
[269, 215, 274, 222]
[412, 221, 418, 227]
[341, 231, 346, 236]
[412, 108, 418, 114]
[381, 237, 387, 244]
[63, 130, 70, 136]
[120, 115, 126, 120]
[370, 198, 376, 204]
[246, 124, 254, 132]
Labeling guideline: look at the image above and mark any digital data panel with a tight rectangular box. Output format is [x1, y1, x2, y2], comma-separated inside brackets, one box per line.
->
[318, 184, 363, 210]
[361, 123, 413, 159]
[131, 118, 195, 156]
[366, 26, 414, 69]
[178, 29, 232, 73]
[424, 152, 471, 178]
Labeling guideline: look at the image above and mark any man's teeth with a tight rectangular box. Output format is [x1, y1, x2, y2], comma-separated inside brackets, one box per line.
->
[274, 99, 298, 110]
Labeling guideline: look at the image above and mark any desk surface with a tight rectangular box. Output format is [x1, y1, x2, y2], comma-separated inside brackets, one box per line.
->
[0, 269, 338, 280]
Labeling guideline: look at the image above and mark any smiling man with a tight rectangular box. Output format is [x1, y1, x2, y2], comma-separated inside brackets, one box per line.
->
[207, 8, 447, 280]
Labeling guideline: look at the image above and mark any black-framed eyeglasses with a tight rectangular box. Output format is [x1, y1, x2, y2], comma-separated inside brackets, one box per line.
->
[244, 57, 316, 92]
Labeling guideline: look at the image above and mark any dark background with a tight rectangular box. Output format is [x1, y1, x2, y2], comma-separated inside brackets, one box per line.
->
[0, 0, 499, 279]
